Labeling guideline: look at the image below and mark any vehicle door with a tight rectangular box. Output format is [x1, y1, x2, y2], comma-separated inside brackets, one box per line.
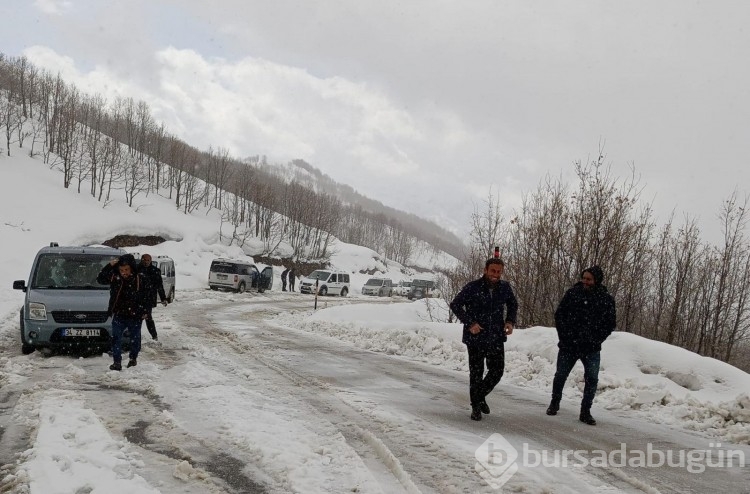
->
[326, 273, 339, 294]
[259, 266, 273, 292]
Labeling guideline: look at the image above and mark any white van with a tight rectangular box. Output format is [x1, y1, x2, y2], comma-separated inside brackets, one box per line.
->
[395, 279, 412, 297]
[12, 243, 127, 354]
[361, 278, 393, 296]
[151, 255, 176, 303]
[299, 270, 350, 296]
[208, 258, 273, 293]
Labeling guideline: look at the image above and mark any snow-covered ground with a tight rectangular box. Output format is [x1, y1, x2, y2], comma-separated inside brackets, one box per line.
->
[1, 153, 749, 493]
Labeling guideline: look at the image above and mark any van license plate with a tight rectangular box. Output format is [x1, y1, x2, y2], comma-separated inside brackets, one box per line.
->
[63, 329, 100, 337]
[217, 274, 228, 279]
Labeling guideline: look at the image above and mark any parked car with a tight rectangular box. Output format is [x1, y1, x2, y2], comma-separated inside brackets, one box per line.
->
[361, 277, 393, 296]
[208, 258, 272, 293]
[12, 242, 127, 354]
[299, 270, 350, 296]
[408, 278, 441, 300]
[151, 255, 176, 303]
[395, 279, 412, 297]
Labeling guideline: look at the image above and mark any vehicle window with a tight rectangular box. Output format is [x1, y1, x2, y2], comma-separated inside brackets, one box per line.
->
[330, 274, 338, 282]
[211, 262, 240, 274]
[364, 279, 381, 285]
[308, 270, 331, 281]
[343, 274, 350, 283]
[32, 253, 114, 289]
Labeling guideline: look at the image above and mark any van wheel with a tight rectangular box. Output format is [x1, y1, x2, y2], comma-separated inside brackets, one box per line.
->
[319, 286, 328, 296]
[340, 287, 348, 297]
[210, 286, 218, 291]
[168, 287, 175, 303]
[237, 282, 246, 293]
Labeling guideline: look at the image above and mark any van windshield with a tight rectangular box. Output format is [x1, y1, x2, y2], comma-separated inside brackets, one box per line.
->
[32, 253, 115, 289]
[365, 279, 383, 286]
[307, 270, 331, 281]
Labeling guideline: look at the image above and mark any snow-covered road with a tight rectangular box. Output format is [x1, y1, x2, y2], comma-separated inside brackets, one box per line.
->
[1, 290, 748, 493]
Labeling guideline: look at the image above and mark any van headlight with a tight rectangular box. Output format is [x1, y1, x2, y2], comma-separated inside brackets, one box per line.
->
[28, 302, 48, 320]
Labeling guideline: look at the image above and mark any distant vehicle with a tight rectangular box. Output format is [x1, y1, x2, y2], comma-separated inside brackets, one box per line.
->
[151, 255, 176, 303]
[395, 279, 412, 297]
[12, 242, 127, 354]
[299, 270, 350, 296]
[408, 278, 441, 300]
[361, 277, 393, 297]
[208, 258, 272, 293]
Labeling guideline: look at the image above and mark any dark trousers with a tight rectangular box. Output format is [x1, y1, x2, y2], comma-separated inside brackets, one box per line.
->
[551, 350, 601, 412]
[467, 344, 505, 407]
[282, 278, 287, 291]
[289, 279, 295, 291]
[144, 307, 158, 339]
[112, 315, 142, 363]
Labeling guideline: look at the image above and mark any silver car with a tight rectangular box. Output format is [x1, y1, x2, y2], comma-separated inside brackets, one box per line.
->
[13, 243, 127, 354]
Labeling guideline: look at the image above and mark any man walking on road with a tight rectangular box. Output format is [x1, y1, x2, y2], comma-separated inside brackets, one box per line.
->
[98, 254, 149, 371]
[137, 254, 168, 341]
[546, 265, 616, 426]
[450, 257, 518, 421]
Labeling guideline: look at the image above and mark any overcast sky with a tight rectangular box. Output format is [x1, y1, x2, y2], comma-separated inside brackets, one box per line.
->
[2, 0, 749, 242]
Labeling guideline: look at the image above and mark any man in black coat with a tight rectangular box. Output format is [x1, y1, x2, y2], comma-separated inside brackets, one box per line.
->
[281, 267, 289, 291]
[288, 267, 296, 292]
[137, 254, 168, 341]
[450, 257, 518, 421]
[98, 254, 149, 371]
[546, 265, 616, 426]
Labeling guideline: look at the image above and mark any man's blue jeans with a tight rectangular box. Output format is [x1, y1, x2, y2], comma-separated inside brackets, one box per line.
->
[551, 349, 601, 412]
[111, 315, 143, 363]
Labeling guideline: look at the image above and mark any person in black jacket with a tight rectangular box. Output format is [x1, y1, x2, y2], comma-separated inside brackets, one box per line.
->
[281, 267, 289, 291]
[98, 254, 149, 371]
[288, 267, 296, 292]
[450, 257, 518, 421]
[137, 254, 168, 341]
[546, 265, 616, 426]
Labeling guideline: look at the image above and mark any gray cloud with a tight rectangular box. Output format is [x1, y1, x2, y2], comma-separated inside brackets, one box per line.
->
[5, 0, 750, 241]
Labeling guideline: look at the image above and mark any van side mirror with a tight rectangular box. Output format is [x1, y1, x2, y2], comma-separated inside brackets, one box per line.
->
[13, 280, 27, 292]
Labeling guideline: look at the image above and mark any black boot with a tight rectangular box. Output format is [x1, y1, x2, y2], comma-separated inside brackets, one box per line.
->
[127, 359, 137, 368]
[470, 406, 482, 421]
[109, 362, 122, 371]
[479, 400, 490, 414]
[546, 401, 560, 416]
[579, 410, 597, 426]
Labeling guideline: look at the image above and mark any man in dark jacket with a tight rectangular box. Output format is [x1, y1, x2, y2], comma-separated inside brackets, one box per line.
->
[137, 254, 168, 341]
[546, 265, 616, 426]
[288, 267, 296, 292]
[450, 257, 518, 421]
[98, 254, 149, 371]
[281, 267, 289, 291]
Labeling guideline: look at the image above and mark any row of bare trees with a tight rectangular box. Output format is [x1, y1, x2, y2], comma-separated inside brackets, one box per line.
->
[0, 53, 432, 265]
[440, 151, 750, 369]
